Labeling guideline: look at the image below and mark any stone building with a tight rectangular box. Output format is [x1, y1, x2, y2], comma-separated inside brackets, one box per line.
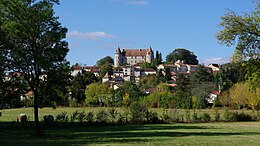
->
[114, 47, 154, 67]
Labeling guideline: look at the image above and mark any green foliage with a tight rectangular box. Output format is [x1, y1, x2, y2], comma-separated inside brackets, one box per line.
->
[190, 65, 213, 83]
[39, 62, 71, 108]
[99, 63, 113, 78]
[229, 82, 260, 110]
[96, 56, 114, 67]
[96, 109, 109, 123]
[200, 113, 211, 122]
[214, 110, 221, 122]
[165, 109, 183, 123]
[86, 111, 95, 123]
[140, 62, 156, 69]
[55, 112, 69, 122]
[146, 110, 160, 123]
[156, 69, 166, 82]
[115, 82, 141, 106]
[217, 62, 244, 91]
[85, 82, 113, 106]
[172, 91, 192, 109]
[224, 110, 253, 122]
[130, 101, 148, 123]
[217, 10, 260, 59]
[243, 59, 260, 90]
[164, 67, 172, 81]
[144, 91, 174, 109]
[109, 107, 118, 122]
[139, 75, 160, 90]
[71, 71, 98, 104]
[185, 110, 191, 123]
[144, 92, 160, 108]
[154, 50, 163, 65]
[191, 82, 216, 109]
[0, 0, 69, 135]
[192, 110, 199, 122]
[78, 111, 87, 123]
[166, 48, 198, 65]
[70, 111, 79, 122]
[175, 74, 190, 93]
[96, 56, 113, 79]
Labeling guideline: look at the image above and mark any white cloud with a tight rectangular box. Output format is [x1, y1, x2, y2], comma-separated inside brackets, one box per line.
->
[200, 57, 231, 65]
[67, 31, 115, 40]
[126, 0, 149, 5]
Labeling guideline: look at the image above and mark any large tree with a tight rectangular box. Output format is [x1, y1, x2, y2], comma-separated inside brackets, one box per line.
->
[96, 56, 114, 67]
[216, 6, 260, 90]
[216, 9, 260, 59]
[166, 48, 198, 65]
[0, 0, 68, 135]
[96, 56, 113, 78]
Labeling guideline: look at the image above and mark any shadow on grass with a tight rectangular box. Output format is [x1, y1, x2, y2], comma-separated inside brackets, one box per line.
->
[0, 122, 259, 146]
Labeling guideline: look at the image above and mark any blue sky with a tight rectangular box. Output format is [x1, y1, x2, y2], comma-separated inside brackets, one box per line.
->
[54, 0, 256, 66]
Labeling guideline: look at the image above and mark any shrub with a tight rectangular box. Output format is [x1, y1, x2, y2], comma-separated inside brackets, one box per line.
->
[192, 110, 199, 122]
[96, 109, 109, 123]
[214, 110, 221, 122]
[162, 112, 172, 123]
[43, 115, 54, 125]
[200, 113, 211, 122]
[130, 101, 148, 123]
[70, 111, 79, 122]
[224, 110, 252, 122]
[55, 112, 69, 122]
[86, 111, 95, 123]
[109, 107, 118, 122]
[185, 110, 191, 123]
[146, 110, 159, 123]
[167, 109, 182, 123]
[257, 110, 260, 121]
[117, 108, 131, 124]
[78, 111, 87, 123]
[223, 109, 232, 121]
[235, 112, 252, 121]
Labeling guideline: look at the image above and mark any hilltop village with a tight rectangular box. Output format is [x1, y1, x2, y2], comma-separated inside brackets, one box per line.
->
[69, 47, 221, 105]
[72, 47, 219, 85]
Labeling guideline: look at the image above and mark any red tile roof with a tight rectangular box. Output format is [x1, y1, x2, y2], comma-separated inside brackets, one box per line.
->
[72, 66, 82, 70]
[122, 48, 152, 57]
[211, 90, 220, 95]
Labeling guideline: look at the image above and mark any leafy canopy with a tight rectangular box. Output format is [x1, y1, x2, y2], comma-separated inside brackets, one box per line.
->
[166, 48, 198, 65]
[0, 0, 68, 135]
[216, 9, 260, 59]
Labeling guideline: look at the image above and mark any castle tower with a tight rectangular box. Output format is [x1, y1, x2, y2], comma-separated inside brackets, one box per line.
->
[114, 47, 121, 67]
[146, 47, 154, 63]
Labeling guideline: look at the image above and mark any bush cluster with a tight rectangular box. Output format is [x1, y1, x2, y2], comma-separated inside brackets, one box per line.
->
[41, 108, 260, 127]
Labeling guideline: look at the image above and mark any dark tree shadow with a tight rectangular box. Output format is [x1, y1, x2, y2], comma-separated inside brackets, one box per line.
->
[0, 122, 259, 146]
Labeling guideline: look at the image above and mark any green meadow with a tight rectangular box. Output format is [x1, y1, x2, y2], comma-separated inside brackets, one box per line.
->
[0, 122, 260, 145]
[0, 107, 260, 145]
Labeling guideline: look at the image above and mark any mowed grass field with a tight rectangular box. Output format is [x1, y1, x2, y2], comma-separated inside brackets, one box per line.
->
[0, 122, 260, 145]
[0, 107, 260, 145]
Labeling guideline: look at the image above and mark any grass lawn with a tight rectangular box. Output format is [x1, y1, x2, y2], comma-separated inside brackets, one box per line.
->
[0, 122, 260, 145]
[0, 107, 260, 145]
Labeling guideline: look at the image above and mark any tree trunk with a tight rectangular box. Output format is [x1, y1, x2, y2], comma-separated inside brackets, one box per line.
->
[34, 90, 41, 136]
